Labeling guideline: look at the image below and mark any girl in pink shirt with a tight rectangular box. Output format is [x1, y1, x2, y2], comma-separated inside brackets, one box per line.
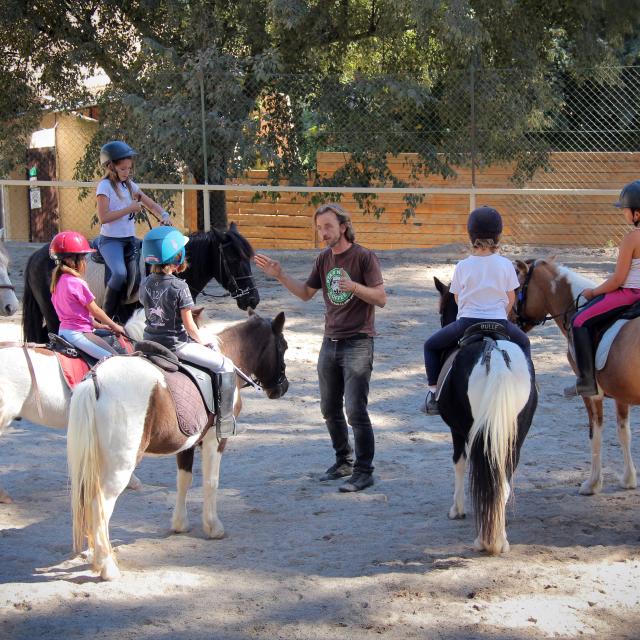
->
[50, 231, 125, 359]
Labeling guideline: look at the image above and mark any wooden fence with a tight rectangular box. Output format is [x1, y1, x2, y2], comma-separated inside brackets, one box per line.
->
[226, 152, 640, 250]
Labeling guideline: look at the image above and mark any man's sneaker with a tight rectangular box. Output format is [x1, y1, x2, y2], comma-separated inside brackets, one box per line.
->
[421, 390, 440, 415]
[339, 471, 374, 493]
[319, 462, 353, 482]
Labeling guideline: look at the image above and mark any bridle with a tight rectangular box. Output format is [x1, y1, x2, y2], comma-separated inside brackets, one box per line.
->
[513, 260, 584, 332]
[243, 331, 287, 393]
[189, 237, 258, 301]
[217, 239, 257, 301]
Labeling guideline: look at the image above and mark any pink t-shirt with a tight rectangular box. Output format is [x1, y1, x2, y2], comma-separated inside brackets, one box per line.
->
[51, 273, 95, 332]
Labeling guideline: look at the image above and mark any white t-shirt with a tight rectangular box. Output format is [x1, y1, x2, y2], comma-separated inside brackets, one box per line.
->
[450, 253, 519, 320]
[96, 178, 141, 238]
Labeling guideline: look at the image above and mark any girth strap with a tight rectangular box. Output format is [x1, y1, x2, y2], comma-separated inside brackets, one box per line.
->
[22, 344, 44, 419]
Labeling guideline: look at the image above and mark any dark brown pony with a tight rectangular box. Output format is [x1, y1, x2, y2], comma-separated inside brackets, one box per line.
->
[512, 258, 637, 495]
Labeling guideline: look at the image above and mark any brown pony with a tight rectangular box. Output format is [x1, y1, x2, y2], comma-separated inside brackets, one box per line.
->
[512, 258, 637, 495]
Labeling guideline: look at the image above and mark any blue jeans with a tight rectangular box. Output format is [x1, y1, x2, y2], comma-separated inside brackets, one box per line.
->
[317, 336, 375, 474]
[424, 318, 531, 386]
[59, 329, 115, 360]
[98, 235, 137, 292]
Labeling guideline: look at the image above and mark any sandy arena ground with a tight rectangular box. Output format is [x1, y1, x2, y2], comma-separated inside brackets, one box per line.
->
[0, 241, 639, 640]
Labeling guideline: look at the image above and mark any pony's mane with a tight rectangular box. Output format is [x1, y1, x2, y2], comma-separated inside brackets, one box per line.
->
[544, 261, 596, 300]
[188, 225, 255, 260]
[0, 240, 9, 270]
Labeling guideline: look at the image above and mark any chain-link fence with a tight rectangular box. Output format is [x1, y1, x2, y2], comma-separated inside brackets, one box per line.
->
[2, 66, 640, 248]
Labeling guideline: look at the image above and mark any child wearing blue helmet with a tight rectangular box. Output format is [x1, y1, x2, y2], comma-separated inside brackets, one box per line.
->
[422, 206, 531, 415]
[140, 226, 238, 436]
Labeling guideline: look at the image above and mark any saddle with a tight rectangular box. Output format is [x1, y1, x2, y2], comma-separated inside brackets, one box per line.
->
[134, 340, 218, 439]
[90, 237, 143, 303]
[436, 322, 512, 401]
[48, 332, 133, 389]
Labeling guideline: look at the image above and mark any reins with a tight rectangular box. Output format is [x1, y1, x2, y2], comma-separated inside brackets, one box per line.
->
[514, 261, 588, 332]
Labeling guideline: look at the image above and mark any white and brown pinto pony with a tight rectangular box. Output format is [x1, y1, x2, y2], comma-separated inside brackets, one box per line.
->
[67, 311, 288, 581]
[512, 258, 637, 495]
[0, 237, 20, 316]
[0, 312, 148, 503]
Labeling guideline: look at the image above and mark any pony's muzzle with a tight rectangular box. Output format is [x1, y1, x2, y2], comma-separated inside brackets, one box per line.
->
[265, 377, 289, 399]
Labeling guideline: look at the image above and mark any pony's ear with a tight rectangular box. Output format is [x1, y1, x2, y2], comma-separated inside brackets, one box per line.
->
[547, 254, 557, 263]
[229, 221, 238, 232]
[192, 307, 205, 324]
[514, 260, 529, 276]
[271, 311, 285, 334]
[434, 277, 447, 294]
[247, 307, 256, 316]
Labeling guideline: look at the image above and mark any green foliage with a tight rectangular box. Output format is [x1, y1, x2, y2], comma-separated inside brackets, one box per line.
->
[2, 0, 640, 222]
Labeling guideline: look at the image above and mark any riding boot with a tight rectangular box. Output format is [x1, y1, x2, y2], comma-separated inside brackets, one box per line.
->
[564, 326, 598, 397]
[103, 286, 121, 320]
[215, 371, 237, 438]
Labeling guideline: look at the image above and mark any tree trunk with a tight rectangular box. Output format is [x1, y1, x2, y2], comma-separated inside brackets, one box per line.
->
[196, 190, 228, 230]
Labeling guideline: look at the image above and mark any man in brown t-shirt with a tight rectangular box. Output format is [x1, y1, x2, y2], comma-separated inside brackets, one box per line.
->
[255, 203, 386, 492]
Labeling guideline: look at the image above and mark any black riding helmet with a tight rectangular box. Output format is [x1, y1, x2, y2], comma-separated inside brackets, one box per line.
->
[100, 140, 137, 167]
[467, 206, 503, 241]
[614, 180, 640, 210]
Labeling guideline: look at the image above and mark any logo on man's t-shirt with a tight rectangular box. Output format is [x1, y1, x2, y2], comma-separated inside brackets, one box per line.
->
[326, 267, 353, 306]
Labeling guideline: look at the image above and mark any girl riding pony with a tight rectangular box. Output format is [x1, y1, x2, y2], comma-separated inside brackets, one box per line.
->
[96, 140, 171, 319]
[50, 230, 125, 360]
[140, 226, 238, 437]
[423, 206, 531, 415]
[565, 180, 640, 397]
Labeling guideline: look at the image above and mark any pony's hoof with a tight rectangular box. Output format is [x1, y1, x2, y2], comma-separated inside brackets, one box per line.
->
[100, 559, 121, 581]
[472, 537, 485, 552]
[0, 490, 13, 504]
[579, 479, 602, 495]
[126, 474, 143, 491]
[171, 516, 190, 533]
[619, 472, 637, 490]
[448, 506, 465, 519]
[203, 519, 225, 539]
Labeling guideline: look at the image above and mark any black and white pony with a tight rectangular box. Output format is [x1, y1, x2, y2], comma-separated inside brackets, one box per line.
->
[22, 223, 260, 342]
[432, 277, 538, 554]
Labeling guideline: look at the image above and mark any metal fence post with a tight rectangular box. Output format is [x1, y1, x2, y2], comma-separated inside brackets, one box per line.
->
[197, 66, 210, 232]
[469, 63, 477, 213]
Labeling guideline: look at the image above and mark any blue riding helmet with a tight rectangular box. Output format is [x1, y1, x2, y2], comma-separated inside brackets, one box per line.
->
[100, 140, 137, 166]
[142, 227, 189, 265]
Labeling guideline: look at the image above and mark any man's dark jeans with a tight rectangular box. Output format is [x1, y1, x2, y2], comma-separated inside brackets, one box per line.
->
[317, 336, 375, 474]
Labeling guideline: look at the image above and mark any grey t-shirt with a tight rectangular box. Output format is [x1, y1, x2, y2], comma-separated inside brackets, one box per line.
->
[140, 273, 194, 349]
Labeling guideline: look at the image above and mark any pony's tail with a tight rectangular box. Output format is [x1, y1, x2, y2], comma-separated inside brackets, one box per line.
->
[467, 348, 525, 554]
[67, 379, 109, 567]
[21, 265, 46, 343]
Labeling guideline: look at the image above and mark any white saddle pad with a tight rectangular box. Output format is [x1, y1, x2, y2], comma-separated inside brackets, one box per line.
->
[595, 319, 628, 371]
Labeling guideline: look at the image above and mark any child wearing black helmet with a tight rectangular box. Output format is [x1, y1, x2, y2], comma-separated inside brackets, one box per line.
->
[564, 180, 640, 397]
[96, 140, 172, 320]
[422, 206, 531, 415]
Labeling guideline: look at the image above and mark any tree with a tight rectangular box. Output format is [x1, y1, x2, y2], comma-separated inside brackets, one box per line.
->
[2, 1, 640, 225]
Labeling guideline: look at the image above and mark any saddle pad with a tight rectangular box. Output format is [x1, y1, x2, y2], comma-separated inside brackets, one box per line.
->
[55, 336, 134, 389]
[55, 352, 90, 389]
[595, 319, 628, 371]
[163, 369, 213, 438]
